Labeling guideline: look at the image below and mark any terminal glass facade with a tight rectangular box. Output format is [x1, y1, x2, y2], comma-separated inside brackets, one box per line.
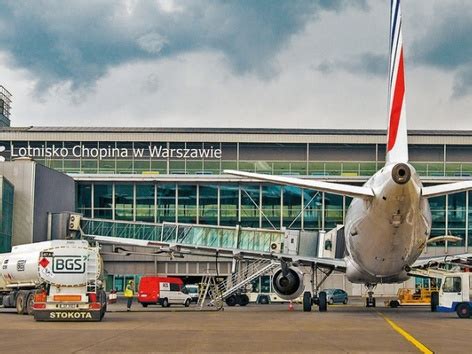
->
[2, 140, 472, 177]
[76, 182, 472, 248]
[0, 177, 14, 252]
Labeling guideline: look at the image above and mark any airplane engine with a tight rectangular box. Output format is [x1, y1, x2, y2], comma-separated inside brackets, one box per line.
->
[272, 267, 304, 301]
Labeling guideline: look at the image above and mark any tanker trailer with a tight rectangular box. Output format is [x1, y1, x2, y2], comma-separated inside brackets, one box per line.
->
[0, 239, 107, 321]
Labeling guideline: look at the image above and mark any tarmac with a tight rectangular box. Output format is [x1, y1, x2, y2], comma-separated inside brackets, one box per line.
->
[0, 299, 471, 353]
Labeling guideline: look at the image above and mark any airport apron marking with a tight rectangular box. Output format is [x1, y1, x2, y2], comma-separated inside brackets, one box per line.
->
[378, 312, 433, 354]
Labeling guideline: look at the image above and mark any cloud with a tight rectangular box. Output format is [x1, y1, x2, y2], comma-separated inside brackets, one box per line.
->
[0, 0, 368, 92]
[137, 33, 168, 54]
[411, 2, 472, 97]
[1, 0, 471, 131]
[317, 52, 387, 77]
[453, 67, 472, 98]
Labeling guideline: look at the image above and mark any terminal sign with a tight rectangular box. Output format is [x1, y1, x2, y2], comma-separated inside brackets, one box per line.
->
[6, 143, 222, 160]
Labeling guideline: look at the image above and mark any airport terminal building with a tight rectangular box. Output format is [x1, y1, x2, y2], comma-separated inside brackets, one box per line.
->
[1, 120, 472, 294]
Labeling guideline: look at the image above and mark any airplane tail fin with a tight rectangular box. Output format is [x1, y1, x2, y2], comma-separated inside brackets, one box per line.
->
[386, 0, 408, 164]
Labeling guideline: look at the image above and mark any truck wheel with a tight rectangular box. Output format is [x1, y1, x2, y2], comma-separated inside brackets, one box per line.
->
[142, 303, 148, 308]
[26, 292, 35, 316]
[162, 298, 169, 308]
[239, 295, 249, 306]
[225, 295, 237, 307]
[389, 300, 399, 308]
[184, 299, 191, 307]
[456, 303, 471, 319]
[431, 291, 439, 312]
[16, 291, 27, 314]
[318, 291, 327, 312]
[303, 291, 312, 312]
[259, 295, 269, 305]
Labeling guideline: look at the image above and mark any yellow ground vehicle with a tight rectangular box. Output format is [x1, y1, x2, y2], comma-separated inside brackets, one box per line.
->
[387, 287, 438, 308]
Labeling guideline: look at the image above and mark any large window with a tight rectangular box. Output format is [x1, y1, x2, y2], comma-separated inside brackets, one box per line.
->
[76, 183, 92, 217]
[261, 185, 281, 229]
[429, 195, 446, 246]
[115, 184, 134, 220]
[157, 184, 176, 223]
[220, 185, 239, 226]
[283, 186, 302, 229]
[81, 142, 99, 174]
[448, 192, 466, 246]
[0, 178, 13, 252]
[199, 185, 218, 225]
[136, 184, 155, 222]
[303, 190, 323, 230]
[94, 184, 112, 219]
[240, 185, 260, 228]
[178, 185, 197, 224]
[324, 193, 344, 230]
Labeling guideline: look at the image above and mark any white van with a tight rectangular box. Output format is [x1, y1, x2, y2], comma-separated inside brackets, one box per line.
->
[182, 284, 199, 303]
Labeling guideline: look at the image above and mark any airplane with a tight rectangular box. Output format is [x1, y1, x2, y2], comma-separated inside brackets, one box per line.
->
[83, 0, 472, 311]
[224, 0, 472, 307]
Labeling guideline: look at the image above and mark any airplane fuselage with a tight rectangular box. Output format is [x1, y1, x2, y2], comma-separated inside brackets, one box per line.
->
[344, 162, 432, 284]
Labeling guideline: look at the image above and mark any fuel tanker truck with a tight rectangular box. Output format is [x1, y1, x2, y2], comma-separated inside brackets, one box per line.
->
[0, 239, 107, 321]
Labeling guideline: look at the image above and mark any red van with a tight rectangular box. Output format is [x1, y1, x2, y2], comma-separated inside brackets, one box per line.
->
[138, 276, 192, 308]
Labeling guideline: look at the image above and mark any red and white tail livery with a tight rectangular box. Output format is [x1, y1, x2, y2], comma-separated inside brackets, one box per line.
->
[387, 0, 408, 164]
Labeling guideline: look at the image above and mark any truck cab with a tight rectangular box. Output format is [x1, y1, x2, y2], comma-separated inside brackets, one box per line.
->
[438, 272, 472, 318]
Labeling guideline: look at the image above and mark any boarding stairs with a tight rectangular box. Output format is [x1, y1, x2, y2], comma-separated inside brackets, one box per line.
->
[411, 261, 472, 279]
[197, 259, 279, 308]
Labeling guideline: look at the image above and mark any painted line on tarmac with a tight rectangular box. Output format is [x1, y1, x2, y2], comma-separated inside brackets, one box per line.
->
[378, 312, 433, 354]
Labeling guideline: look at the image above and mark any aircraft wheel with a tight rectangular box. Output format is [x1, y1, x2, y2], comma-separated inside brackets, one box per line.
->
[303, 291, 312, 312]
[318, 291, 327, 312]
[456, 303, 471, 319]
[366, 297, 376, 308]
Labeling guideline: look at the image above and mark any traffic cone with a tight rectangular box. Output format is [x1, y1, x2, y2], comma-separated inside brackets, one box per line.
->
[288, 301, 294, 311]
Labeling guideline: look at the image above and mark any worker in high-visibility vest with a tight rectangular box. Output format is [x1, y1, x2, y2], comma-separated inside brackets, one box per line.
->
[124, 280, 135, 311]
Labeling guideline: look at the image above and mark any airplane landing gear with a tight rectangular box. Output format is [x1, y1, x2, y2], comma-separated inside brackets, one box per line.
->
[365, 283, 377, 308]
[306, 263, 332, 312]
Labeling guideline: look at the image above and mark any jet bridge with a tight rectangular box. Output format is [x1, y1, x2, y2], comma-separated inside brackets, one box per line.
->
[80, 218, 287, 254]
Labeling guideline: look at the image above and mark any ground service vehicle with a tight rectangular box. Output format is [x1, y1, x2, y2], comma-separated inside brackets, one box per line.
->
[138, 276, 192, 307]
[324, 289, 348, 305]
[182, 284, 199, 303]
[0, 240, 106, 321]
[387, 287, 437, 308]
[437, 272, 472, 318]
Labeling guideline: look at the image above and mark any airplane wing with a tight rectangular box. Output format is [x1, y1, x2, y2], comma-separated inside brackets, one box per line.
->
[412, 253, 472, 268]
[224, 170, 374, 200]
[422, 181, 472, 198]
[86, 235, 347, 271]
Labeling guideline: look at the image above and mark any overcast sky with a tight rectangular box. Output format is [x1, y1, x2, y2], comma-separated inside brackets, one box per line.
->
[0, 0, 471, 129]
